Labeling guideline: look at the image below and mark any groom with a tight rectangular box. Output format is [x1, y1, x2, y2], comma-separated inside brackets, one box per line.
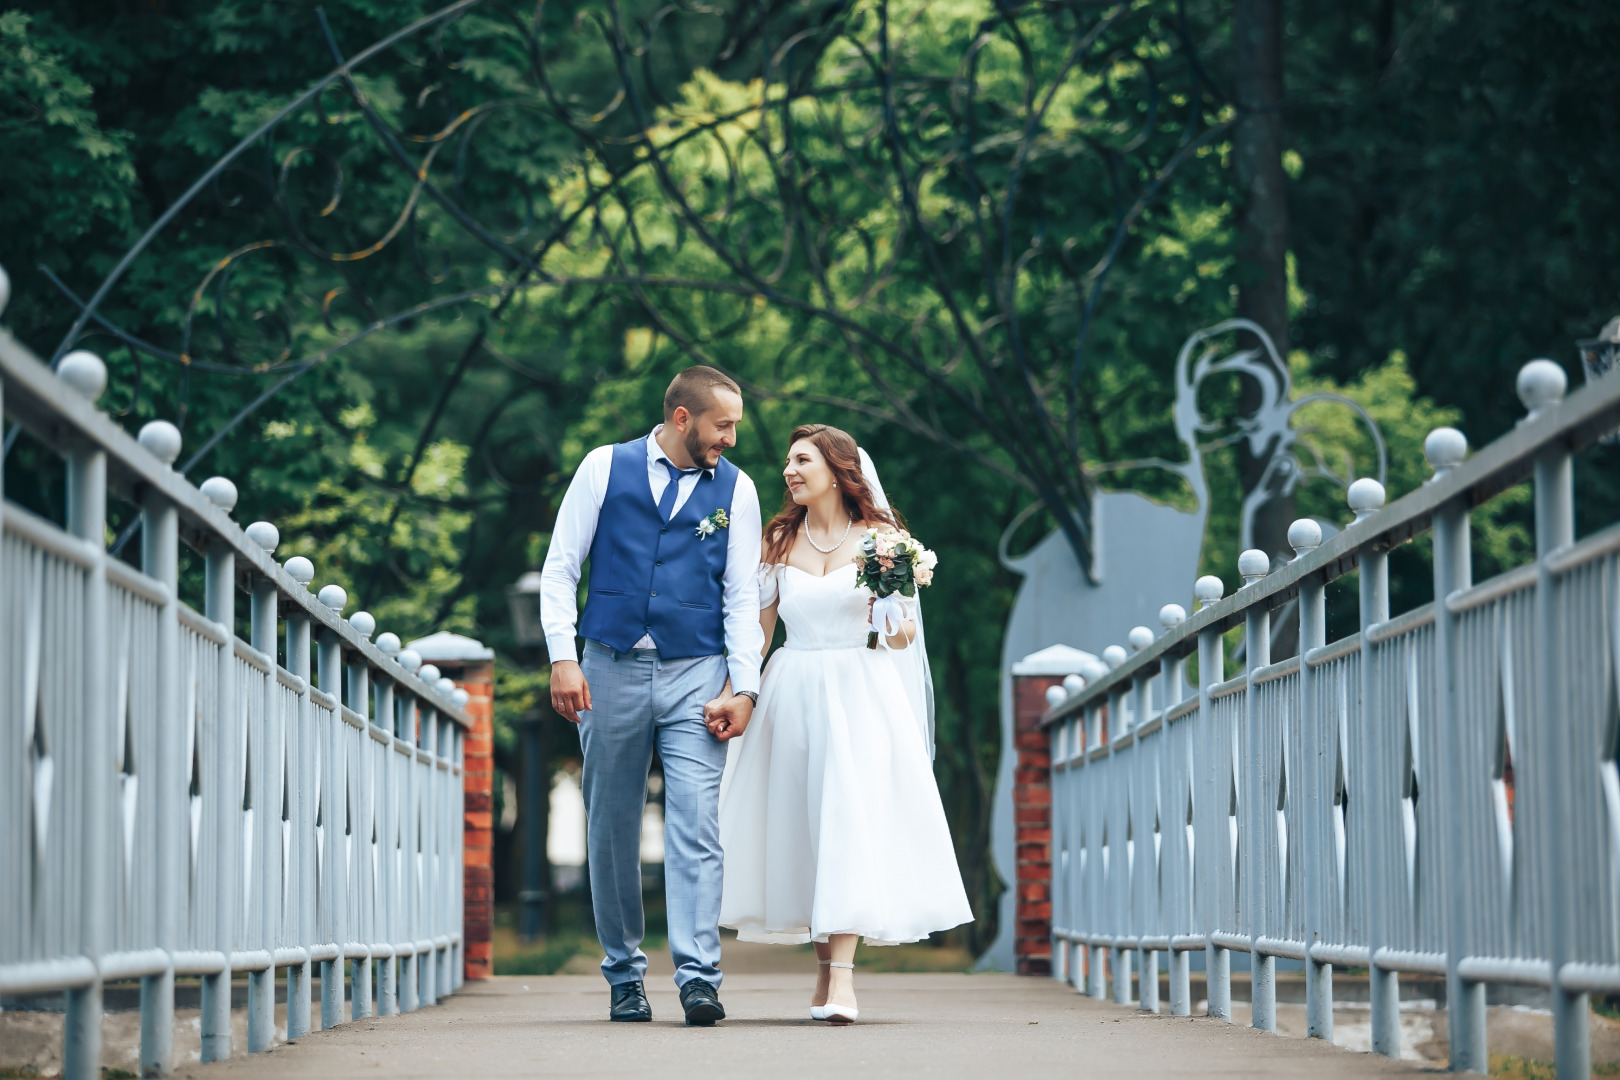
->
[540, 365, 763, 1026]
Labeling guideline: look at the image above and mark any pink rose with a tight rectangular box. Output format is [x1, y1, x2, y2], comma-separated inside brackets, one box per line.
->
[878, 556, 895, 569]
[915, 566, 934, 586]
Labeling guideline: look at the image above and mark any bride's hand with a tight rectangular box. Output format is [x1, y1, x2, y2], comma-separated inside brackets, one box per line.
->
[704, 693, 755, 741]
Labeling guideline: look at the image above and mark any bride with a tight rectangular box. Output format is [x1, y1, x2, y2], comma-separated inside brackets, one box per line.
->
[709, 423, 973, 1024]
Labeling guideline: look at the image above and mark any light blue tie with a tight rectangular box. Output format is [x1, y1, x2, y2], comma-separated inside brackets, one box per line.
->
[658, 459, 696, 522]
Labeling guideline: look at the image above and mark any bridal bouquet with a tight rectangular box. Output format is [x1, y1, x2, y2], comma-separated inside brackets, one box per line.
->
[852, 527, 937, 649]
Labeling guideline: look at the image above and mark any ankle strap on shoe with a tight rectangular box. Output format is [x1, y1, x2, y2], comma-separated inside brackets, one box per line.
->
[827, 961, 854, 969]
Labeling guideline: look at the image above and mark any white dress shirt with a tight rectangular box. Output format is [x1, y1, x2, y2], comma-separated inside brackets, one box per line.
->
[540, 427, 764, 695]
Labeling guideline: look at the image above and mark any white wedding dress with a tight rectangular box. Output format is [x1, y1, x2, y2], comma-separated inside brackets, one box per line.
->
[718, 562, 973, 946]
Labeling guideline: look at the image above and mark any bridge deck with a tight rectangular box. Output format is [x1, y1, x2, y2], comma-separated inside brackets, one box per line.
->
[170, 973, 1428, 1079]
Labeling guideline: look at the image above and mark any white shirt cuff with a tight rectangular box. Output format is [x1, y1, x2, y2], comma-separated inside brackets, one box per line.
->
[546, 634, 580, 665]
[727, 657, 760, 696]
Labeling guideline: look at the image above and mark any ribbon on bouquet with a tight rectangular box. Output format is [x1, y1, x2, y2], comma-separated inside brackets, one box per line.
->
[867, 594, 908, 649]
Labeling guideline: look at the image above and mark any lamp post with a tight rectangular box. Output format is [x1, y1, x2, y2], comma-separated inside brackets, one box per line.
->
[507, 572, 550, 941]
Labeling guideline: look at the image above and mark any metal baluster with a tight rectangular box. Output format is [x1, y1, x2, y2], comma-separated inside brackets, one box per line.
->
[201, 479, 239, 1063]
[245, 522, 280, 1053]
[1349, 478, 1400, 1056]
[1195, 575, 1231, 1022]
[1161, 604, 1192, 1017]
[1291, 519, 1333, 1041]
[1239, 549, 1275, 1033]
[348, 612, 375, 1022]
[137, 420, 183, 1076]
[59, 351, 109, 1080]
[1127, 635, 1158, 1014]
[317, 584, 346, 1029]
[1427, 426, 1486, 1072]
[1520, 361, 1588, 1079]
[283, 557, 315, 1041]
[374, 636, 401, 1017]
[421, 701, 440, 1008]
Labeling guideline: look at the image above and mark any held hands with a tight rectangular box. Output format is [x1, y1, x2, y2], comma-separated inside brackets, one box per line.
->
[704, 693, 755, 742]
[550, 660, 592, 724]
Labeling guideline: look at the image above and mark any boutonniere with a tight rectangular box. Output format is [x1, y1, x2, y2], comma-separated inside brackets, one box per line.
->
[695, 508, 730, 539]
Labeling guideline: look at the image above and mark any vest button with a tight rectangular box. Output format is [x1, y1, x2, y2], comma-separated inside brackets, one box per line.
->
[656, 560, 664, 566]
[651, 591, 659, 597]
[661, 527, 668, 534]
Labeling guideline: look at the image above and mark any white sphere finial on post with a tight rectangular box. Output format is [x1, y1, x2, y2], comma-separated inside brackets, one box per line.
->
[1159, 603, 1187, 633]
[1061, 673, 1086, 697]
[397, 649, 422, 674]
[419, 663, 442, 683]
[1080, 658, 1110, 685]
[1516, 359, 1567, 419]
[283, 556, 314, 587]
[1287, 519, 1323, 561]
[1347, 478, 1386, 522]
[200, 476, 238, 515]
[1194, 575, 1224, 609]
[245, 521, 280, 554]
[376, 632, 402, 658]
[1424, 427, 1468, 479]
[452, 688, 471, 708]
[349, 611, 376, 640]
[1045, 685, 1068, 710]
[435, 676, 457, 697]
[138, 420, 183, 466]
[57, 350, 107, 402]
[1238, 548, 1270, 586]
[1102, 644, 1128, 670]
[317, 584, 347, 611]
[1127, 625, 1154, 652]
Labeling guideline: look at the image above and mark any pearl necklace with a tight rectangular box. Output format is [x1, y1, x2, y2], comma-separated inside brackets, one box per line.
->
[803, 515, 853, 554]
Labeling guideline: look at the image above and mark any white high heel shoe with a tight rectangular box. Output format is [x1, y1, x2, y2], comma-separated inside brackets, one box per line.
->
[810, 960, 833, 1020]
[819, 961, 858, 1024]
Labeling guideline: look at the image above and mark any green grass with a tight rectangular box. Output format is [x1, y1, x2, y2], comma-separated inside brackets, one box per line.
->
[1489, 1055, 1620, 1078]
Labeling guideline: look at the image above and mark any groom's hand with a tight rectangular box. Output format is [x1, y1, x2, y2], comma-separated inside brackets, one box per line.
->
[704, 693, 755, 741]
[550, 660, 591, 724]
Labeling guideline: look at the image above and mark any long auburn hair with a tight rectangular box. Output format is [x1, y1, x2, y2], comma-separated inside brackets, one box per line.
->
[762, 424, 901, 565]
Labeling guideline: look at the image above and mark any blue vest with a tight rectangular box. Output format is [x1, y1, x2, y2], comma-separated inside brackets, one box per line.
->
[578, 438, 740, 658]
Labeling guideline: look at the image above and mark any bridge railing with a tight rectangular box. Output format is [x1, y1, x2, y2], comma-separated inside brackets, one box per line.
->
[1043, 358, 1620, 1077]
[0, 327, 472, 1078]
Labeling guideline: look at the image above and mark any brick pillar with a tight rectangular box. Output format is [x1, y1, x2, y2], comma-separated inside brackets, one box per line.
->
[1012, 674, 1059, 976]
[455, 665, 495, 980]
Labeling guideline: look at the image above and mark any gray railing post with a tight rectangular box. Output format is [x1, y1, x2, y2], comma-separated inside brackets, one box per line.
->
[1427, 425, 1486, 1072]
[284, 556, 316, 1040]
[316, 584, 347, 1029]
[1520, 361, 1589, 1079]
[60, 352, 109, 1080]
[348, 610, 376, 1022]
[138, 421, 183, 1076]
[1194, 574, 1231, 1021]
[1128, 628, 1159, 1015]
[1350, 478, 1400, 1056]
[1161, 604, 1192, 1017]
[1291, 519, 1332, 1041]
[245, 522, 280, 1053]
[397, 653, 422, 1015]
[200, 477, 239, 1063]
[374, 635, 401, 1017]
[1239, 549, 1276, 1033]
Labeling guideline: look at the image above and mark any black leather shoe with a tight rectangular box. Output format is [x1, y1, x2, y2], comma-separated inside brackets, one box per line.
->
[680, 979, 725, 1026]
[610, 980, 652, 1022]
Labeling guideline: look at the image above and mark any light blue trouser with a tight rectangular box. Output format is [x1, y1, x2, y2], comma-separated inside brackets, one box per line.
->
[579, 641, 729, 989]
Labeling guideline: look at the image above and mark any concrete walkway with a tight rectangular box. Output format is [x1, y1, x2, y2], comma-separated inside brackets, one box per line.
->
[171, 973, 1435, 1079]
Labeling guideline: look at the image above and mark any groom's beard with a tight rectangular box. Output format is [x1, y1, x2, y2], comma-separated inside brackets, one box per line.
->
[686, 427, 723, 469]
